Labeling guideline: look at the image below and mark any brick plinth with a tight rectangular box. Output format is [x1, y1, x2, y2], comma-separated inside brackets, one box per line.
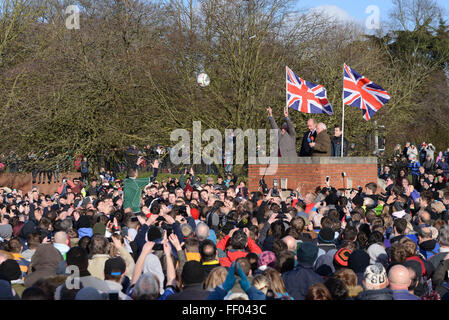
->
[248, 157, 378, 194]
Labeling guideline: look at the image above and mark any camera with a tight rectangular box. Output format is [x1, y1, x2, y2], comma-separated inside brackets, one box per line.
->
[259, 178, 268, 195]
[277, 213, 287, 220]
[179, 205, 187, 215]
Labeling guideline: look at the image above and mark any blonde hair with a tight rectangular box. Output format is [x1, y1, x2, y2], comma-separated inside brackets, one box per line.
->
[262, 267, 287, 294]
[204, 267, 227, 291]
[333, 268, 363, 298]
[251, 275, 270, 295]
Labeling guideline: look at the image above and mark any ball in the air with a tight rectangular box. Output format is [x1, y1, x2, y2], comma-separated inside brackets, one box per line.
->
[197, 73, 210, 87]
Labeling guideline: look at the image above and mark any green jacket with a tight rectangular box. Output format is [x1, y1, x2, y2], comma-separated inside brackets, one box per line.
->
[123, 177, 150, 213]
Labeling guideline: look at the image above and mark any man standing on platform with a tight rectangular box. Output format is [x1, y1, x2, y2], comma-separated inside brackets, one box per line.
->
[331, 125, 348, 157]
[267, 107, 297, 157]
[309, 123, 331, 157]
[299, 119, 317, 157]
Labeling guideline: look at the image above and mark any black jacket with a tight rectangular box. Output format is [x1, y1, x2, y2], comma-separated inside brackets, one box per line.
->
[165, 283, 210, 300]
[299, 130, 317, 157]
[356, 288, 394, 300]
[282, 264, 323, 300]
[331, 136, 348, 157]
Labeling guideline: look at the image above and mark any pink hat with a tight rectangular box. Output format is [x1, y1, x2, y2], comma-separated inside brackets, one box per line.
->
[257, 251, 277, 269]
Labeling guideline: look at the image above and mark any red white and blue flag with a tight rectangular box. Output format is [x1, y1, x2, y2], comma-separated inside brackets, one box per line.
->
[286, 66, 333, 115]
[343, 63, 390, 121]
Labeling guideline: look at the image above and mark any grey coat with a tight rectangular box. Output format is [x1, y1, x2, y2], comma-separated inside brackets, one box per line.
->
[269, 116, 297, 157]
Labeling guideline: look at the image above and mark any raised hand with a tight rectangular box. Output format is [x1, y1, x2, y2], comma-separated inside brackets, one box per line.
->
[268, 213, 278, 225]
[111, 236, 123, 249]
[168, 233, 182, 251]
[222, 262, 237, 292]
[284, 106, 289, 118]
[142, 241, 155, 254]
[236, 262, 250, 292]
[267, 107, 273, 117]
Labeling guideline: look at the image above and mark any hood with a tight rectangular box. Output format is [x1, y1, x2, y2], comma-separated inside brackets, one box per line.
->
[367, 243, 388, 267]
[31, 244, 63, 271]
[419, 239, 438, 251]
[142, 254, 165, 295]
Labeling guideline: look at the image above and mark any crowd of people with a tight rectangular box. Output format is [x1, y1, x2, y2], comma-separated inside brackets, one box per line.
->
[0, 140, 448, 301]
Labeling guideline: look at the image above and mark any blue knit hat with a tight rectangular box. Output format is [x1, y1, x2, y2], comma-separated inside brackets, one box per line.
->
[296, 242, 318, 267]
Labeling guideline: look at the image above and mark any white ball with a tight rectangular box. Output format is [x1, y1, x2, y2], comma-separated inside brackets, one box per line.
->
[197, 73, 210, 87]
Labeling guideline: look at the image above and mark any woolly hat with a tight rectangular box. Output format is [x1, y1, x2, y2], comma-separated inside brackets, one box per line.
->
[296, 242, 319, 267]
[190, 208, 200, 220]
[0, 259, 21, 281]
[92, 223, 106, 236]
[0, 224, 13, 240]
[181, 260, 206, 285]
[352, 194, 364, 207]
[147, 226, 162, 241]
[334, 248, 352, 268]
[348, 249, 370, 273]
[77, 215, 92, 229]
[364, 263, 387, 286]
[318, 227, 335, 243]
[257, 251, 277, 269]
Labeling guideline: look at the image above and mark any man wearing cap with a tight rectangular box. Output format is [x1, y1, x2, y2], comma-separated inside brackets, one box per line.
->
[315, 227, 337, 253]
[282, 242, 323, 300]
[104, 257, 132, 300]
[267, 106, 297, 158]
[356, 263, 393, 300]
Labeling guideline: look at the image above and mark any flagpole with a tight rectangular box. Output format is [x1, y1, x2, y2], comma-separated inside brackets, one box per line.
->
[285, 66, 288, 111]
[341, 64, 345, 158]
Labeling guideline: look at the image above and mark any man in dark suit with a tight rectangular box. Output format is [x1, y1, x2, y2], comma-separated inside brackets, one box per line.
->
[299, 119, 317, 156]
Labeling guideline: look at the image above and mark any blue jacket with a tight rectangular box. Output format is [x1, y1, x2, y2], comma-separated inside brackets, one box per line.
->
[207, 285, 266, 300]
[392, 290, 419, 300]
[282, 264, 323, 300]
[409, 161, 421, 176]
[419, 239, 440, 260]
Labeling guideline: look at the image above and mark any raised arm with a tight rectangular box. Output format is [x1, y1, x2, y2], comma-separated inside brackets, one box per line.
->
[284, 107, 296, 137]
[267, 107, 278, 129]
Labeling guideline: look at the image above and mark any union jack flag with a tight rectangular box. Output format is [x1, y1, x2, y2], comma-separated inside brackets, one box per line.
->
[343, 63, 390, 121]
[286, 66, 333, 115]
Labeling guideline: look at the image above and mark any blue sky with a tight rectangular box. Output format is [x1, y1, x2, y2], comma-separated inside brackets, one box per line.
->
[298, 0, 449, 27]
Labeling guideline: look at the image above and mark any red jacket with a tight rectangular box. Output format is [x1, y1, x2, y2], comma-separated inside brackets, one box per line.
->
[216, 235, 262, 267]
